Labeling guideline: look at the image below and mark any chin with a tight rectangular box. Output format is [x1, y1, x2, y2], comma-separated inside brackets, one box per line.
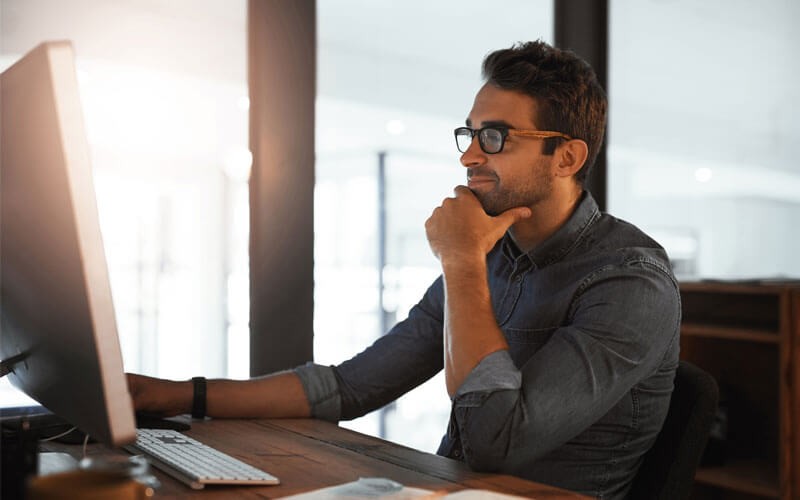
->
[477, 199, 504, 216]
[472, 189, 517, 216]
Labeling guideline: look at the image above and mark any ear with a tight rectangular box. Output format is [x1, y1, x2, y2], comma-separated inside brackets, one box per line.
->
[553, 139, 589, 179]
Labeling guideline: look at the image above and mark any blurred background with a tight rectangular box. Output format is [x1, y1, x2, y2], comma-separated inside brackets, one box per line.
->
[1, 0, 798, 452]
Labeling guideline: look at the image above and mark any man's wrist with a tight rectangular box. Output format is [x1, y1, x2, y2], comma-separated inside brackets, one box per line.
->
[440, 252, 486, 274]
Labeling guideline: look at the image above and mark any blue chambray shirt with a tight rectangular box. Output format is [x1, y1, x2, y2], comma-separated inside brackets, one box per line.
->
[295, 191, 680, 500]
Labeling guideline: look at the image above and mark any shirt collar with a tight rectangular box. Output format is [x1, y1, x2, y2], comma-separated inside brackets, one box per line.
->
[501, 190, 601, 268]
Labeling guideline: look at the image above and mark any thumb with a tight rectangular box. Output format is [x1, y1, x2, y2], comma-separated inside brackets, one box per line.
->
[494, 206, 532, 230]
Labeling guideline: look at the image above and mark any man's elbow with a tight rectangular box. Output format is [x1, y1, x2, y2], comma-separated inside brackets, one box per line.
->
[456, 404, 557, 472]
[463, 444, 507, 472]
[457, 418, 537, 472]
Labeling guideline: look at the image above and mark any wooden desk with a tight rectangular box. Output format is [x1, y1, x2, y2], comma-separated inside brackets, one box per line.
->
[44, 418, 590, 499]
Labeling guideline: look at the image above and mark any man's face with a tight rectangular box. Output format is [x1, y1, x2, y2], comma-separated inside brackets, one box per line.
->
[462, 83, 555, 216]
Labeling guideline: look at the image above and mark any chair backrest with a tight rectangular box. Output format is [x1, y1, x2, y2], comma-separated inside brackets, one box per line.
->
[629, 360, 719, 500]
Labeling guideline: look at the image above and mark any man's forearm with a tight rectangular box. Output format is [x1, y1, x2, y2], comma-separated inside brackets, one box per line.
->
[207, 371, 311, 418]
[423, 187, 528, 397]
[441, 256, 509, 397]
[133, 371, 312, 419]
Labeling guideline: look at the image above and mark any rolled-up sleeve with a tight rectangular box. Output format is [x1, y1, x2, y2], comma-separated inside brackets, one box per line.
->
[294, 362, 341, 422]
[454, 350, 521, 403]
[295, 277, 447, 422]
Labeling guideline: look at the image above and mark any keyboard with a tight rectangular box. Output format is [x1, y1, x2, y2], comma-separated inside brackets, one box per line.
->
[125, 428, 280, 490]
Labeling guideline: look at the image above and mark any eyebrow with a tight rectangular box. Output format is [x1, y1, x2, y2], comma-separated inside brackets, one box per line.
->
[465, 118, 515, 129]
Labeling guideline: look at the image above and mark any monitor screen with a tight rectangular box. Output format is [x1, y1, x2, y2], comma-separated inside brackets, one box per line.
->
[1, 41, 136, 447]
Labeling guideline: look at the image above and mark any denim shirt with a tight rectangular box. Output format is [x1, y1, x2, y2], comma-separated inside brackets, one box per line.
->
[296, 191, 680, 500]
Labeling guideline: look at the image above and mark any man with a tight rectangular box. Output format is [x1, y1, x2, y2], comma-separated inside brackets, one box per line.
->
[128, 40, 680, 499]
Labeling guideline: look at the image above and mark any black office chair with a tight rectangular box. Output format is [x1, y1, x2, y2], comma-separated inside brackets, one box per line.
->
[629, 360, 719, 500]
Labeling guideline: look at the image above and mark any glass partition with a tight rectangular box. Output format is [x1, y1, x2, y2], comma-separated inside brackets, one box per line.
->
[608, 0, 800, 280]
[316, 0, 554, 450]
[0, 0, 249, 411]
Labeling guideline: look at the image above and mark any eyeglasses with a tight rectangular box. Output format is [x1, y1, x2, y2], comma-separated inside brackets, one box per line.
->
[454, 126, 572, 154]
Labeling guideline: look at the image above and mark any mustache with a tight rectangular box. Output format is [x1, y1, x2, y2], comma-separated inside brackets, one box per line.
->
[466, 168, 499, 180]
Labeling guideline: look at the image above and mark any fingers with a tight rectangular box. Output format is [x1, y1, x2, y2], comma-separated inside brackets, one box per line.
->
[483, 207, 530, 244]
[440, 185, 531, 235]
[427, 184, 533, 261]
[452, 184, 531, 228]
[496, 206, 532, 227]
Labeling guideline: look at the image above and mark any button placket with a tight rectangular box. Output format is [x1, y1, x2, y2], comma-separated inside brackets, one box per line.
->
[496, 260, 531, 325]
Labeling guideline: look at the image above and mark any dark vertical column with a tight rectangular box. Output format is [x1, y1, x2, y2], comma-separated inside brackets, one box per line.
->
[554, 0, 608, 211]
[248, 0, 316, 375]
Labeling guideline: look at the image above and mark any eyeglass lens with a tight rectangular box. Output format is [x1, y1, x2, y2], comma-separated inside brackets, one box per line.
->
[455, 127, 504, 154]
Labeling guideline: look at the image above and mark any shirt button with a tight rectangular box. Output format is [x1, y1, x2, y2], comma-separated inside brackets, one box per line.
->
[453, 450, 462, 459]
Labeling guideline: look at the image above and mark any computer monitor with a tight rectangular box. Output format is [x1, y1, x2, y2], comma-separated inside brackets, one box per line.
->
[0, 41, 136, 447]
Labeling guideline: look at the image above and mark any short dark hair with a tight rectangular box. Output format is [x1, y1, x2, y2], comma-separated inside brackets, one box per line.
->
[482, 40, 607, 184]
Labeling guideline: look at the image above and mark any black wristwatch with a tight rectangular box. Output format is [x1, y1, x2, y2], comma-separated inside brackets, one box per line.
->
[191, 376, 207, 419]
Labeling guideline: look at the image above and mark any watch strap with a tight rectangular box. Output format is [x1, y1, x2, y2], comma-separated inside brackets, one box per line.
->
[191, 376, 207, 419]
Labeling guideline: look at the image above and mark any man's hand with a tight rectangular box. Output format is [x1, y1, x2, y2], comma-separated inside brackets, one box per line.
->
[425, 186, 528, 395]
[425, 186, 531, 263]
[126, 373, 192, 417]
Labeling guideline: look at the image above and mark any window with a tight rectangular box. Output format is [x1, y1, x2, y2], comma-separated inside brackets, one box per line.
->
[0, 0, 249, 405]
[608, 0, 800, 280]
[316, 0, 554, 451]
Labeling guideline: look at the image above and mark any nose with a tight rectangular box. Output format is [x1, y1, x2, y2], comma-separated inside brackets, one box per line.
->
[459, 134, 486, 168]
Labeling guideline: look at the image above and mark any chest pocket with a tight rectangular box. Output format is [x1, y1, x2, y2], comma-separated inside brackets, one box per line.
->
[503, 326, 558, 368]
